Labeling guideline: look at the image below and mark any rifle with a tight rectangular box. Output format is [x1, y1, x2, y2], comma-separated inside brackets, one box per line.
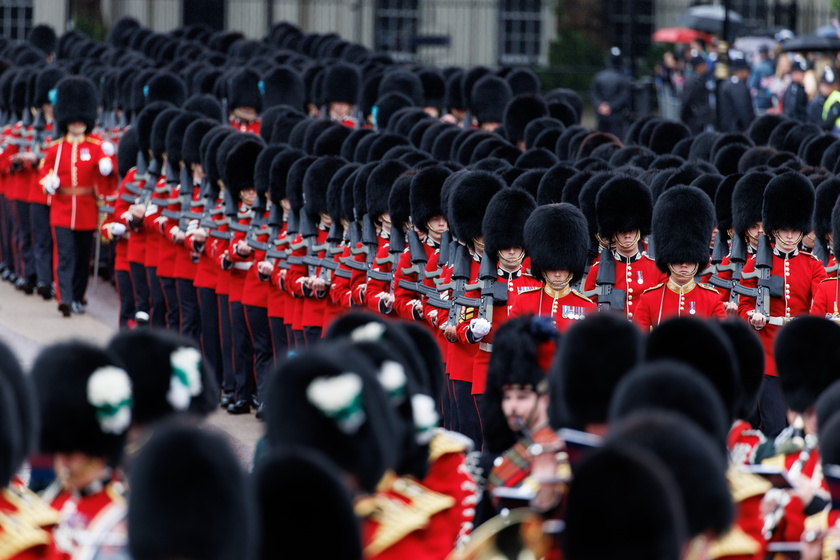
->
[119, 149, 156, 211]
[425, 230, 450, 284]
[732, 234, 784, 319]
[368, 226, 405, 289]
[438, 244, 472, 328]
[397, 230, 435, 298]
[323, 219, 351, 280]
[341, 216, 369, 272]
[709, 233, 748, 304]
[454, 251, 499, 324]
[581, 246, 624, 311]
[299, 210, 333, 291]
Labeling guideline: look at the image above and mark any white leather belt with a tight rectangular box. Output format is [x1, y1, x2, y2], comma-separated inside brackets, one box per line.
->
[479, 342, 493, 352]
[233, 262, 253, 271]
[766, 316, 794, 327]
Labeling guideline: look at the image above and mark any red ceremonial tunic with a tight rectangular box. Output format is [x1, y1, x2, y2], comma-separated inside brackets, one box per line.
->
[39, 135, 108, 230]
[727, 420, 767, 466]
[583, 251, 666, 319]
[737, 248, 826, 377]
[508, 284, 596, 332]
[632, 278, 726, 331]
[810, 276, 840, 319]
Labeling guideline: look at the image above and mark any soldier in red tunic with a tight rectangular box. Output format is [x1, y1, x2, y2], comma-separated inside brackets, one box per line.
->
[38, 76, 114, 317]
[738, 172, 826, 437]
[323, 63, 361, 128]
[633, 185, 725, 331]
[31, 341, 133, 560]
[226, 69, 261, 135]
[509, 204, 596, 330]
[584, 175, 665, 319]
[811, 196, 840, 320]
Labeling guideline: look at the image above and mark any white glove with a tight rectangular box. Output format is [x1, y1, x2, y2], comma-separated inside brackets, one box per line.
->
[101, 141, 115, 157]
[145, 203, 158, 217]
[110, 222, 126, 237]
[469, 318, 492, 340]
[99, 157, 113, 176]
[43, 174, 59, 195]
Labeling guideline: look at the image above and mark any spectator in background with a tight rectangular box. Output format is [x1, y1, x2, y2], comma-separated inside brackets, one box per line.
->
[590, 47, 632, 139]
[680, 55, 713, 134]
[768, 52, 790, 113]
[808, 66, 836, 125]
[655, 50, 684, 121]
[821, 66, 840, 136]
[782, 55, 809, 121]
[750, 45, 776, 114]
[719, 52, 756, 132]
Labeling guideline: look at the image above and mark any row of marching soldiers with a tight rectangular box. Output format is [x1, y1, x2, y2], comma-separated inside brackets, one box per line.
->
[11, 261, 840, 559]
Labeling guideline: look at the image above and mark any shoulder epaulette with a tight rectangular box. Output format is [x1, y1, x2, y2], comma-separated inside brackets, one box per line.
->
[519, 286, 541, 294]
[571, 290, 593, 303]
[761, 454, 786, 469]
[429, 429, 473, 461]
[1, 487, 59, 528]
[86, 137, 102, 145]
[697, 282, 720, 293]
[727, 468, 771, 503]
[708, 526, 761, 559]
[642, 282, 665, 294]
[820, 276, 840, 283]
[48, 138, 61, 148]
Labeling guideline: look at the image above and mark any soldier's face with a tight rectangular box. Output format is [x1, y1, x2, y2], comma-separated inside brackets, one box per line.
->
[67, 121, 86, 136]
[426, 216, 448, 240]
[240, 187, 256, 206]
[53, 452, 107, 493]
[502, 388, 541, 432]
[775, 228, 803, 249]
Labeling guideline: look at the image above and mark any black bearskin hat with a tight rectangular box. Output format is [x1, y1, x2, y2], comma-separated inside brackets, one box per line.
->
[304, 156, 346, 224]
[323, 63, 360, 106]
[182, 119, 218, 167]
[503, 94, 548, 144]
[53, 75, 98, 136]
[652, 186, 714, 272]
[145, 71, 187, 106]
[409, 165, 452, 234]
[261, 65, 306, 111]
[448, 170, 506, 246]
[595, 175, 653, 240]
[366, 160, 409, 221]
[776, 317, 840, 413]
[31, 341, 132, 463]
[34, 66, 66, 107]
[719, 320, 764, 423]
[732, 172, 772, 237]
[483, 187, 536, 261]
[471, 75, 512, 125]
[815, 177, 840, 255]
[649, 120, 691, 155]
[128, 421, 251, 560]
[525, 203, 589, 283]
[228, 68, 262, 112]
[223, 134, 266, 200]
[762, 171, 814, 235]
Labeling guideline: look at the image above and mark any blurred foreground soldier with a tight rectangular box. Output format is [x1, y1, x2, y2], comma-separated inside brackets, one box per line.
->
[633, 186, 724, 330]
[0, 338, 58, 559]
[783, 56, 809, 122]
[128, 421, 251, 560]
[564, 445, 688, 560]
[590, 47, 631, 139]
[478, 316, 566, 523]
[738, 172, 825, 437]
[811, 196, 840, 318]
[38, 76, 115, 317]
[681, 54, 714, 135]
[509, 204, 595, 329]
[719, 52, 756, 133]
[760, 317, 840, 544]
[32, 341, 133, 560]
[252, 449, 361, 560]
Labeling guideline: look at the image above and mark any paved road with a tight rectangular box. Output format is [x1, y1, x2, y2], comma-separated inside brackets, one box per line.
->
[0, 274, 262, 469]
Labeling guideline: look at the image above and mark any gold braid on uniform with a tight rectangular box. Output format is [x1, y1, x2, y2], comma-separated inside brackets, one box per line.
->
[355, 472, 456, 556]
[2, 487, 60, 527]
[0, 511, 51, 559]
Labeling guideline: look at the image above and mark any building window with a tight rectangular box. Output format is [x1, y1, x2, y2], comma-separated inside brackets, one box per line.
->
[499, 0, 542, 66]
[0, 0, 32, 41]
[375, 0, 420, 62]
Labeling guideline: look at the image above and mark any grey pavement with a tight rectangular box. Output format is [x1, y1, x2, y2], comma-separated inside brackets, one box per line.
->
[0, 274, 262, 469]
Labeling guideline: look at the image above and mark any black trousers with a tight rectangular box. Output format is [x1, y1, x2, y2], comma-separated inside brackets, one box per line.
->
[230, 299, 255, 402]
[52, 227, 92, 305]
[444, 377, 458, 432]
[30, 203, 52, 286]
[303, 325, 322, 347]
[217, 293, 235, 394]
[146, 266, 167, 328]
[177, 278, 201, 343]
[758, 374, 788, 439]
[128, 261, 150, 314]
[0, 196, 13, 271]
[197, 287, 223, 389]
[269, 316, 289, 364]
[453, 379, 483, 450]
[14, 200, 34, 281]
[245, 305, 272, 402]
[160, 275, 180, 331]
[115, 269, 136, 328]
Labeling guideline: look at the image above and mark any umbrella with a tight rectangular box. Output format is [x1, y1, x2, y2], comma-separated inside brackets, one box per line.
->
[816, 25, 840, 38]
[652, 27, 714, 44]
[733, 36, 777, 55]
[678, 5, 747, 36]
[780, 35, 840, 53]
